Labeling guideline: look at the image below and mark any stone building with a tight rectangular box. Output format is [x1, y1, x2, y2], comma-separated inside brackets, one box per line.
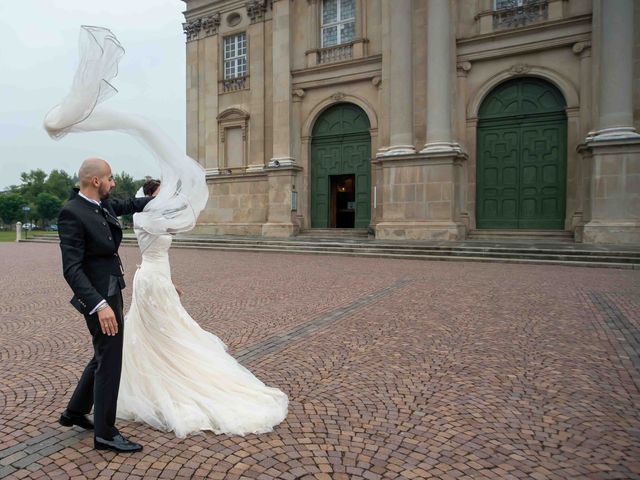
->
[181, 0, 640, 244]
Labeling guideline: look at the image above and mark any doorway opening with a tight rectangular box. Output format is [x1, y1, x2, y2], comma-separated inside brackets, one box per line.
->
[330, 174, 355, 228]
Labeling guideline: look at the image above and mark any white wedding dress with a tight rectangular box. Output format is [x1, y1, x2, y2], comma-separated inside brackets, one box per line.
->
[117, 229, 288, 438]
[43, 26, 288, 439]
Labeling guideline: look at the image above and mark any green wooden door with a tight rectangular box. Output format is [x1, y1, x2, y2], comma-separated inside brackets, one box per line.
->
[311, 104, 371, 228]
[476, 78, 567, 230]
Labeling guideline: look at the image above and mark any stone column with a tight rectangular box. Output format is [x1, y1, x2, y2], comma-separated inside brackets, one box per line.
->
[377, 0, 415, 156]
[246, 4, 267, 172]
[374, 0, 467, 241]
[569, 42, 591, 233]
[305, 0, 320, 68]
[270, 0, 295, 167]
[421, 0, 463, 155]
[581, 0, 640, 244]
[590, 0, 639, 141]
[185, 29, 199, 163]
[203, 33, 219, 173]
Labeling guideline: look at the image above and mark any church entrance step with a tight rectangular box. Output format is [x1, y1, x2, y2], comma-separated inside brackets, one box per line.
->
[467, 229, 574, 242]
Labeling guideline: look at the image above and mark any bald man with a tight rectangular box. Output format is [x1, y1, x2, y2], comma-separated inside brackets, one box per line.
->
[57, 158, 153, 453]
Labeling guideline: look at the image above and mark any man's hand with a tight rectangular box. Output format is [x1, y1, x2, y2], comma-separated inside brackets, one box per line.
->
[97, 306, 118, 336]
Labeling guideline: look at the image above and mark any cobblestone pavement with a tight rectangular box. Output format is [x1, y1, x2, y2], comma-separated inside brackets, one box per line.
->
[1, 242, 639, 480]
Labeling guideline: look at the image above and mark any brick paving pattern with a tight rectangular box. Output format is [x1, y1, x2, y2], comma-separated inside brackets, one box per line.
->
[1, 242, 639, 479]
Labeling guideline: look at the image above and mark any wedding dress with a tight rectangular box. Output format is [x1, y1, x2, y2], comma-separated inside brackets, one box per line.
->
[44, 26, 288, 438]
[117, 229, 288, 438]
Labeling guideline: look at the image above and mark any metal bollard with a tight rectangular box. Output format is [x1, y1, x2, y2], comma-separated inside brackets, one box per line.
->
[16, 222, 22, 242]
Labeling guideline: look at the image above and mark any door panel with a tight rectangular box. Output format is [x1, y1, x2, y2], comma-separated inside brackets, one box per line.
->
[518, 120, 566, 229]
[476, 119, 566, 229]
[311, 104, 371, 229]
[477, 127, 520, 229]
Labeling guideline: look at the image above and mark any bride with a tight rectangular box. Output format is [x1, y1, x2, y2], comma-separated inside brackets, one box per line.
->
[44, 26, 288, 438]
[117, 178, 288, 438]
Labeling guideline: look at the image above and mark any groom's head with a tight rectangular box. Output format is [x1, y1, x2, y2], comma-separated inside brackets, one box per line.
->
[79, 158, 116, 201]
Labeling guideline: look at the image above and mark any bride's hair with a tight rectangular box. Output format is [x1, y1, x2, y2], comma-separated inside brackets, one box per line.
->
[143, 178, 161, 197]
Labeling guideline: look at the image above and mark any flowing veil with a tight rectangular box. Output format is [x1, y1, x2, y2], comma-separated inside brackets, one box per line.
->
[43, 26, 208, 242]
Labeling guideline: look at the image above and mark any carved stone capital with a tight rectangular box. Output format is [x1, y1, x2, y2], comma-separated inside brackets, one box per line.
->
[509, 63, 531, 75]
[183, 13, 221, 41]
[572, 41, 592, 58]
[182, 19, 202, 42]
[456, 61, 472, 77]
[246, 0, 270, 23]
[202, 13, 221, 37]
[292, 89, 306, 102]
[371, 76, 382, 88]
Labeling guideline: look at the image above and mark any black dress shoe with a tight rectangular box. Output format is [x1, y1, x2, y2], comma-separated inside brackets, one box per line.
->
[59, 411, 94, 430]
[94, 434, 143, 453]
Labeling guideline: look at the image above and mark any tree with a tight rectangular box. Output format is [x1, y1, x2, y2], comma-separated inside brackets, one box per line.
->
[45, 169, 76, 201]
[110, 172, 144, 200]
[17, 169, 48, 204]
[109, 172, 145, 228]
[0, 193, 25, 225]
[35, 192, 63, 225]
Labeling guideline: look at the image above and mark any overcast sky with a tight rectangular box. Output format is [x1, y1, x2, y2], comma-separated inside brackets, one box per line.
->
[0, 0, 187, 190]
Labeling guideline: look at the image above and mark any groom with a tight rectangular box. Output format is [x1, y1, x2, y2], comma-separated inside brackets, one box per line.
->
[57, 158, 153, 453]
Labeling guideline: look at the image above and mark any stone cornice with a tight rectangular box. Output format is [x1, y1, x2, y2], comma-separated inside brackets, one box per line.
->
[183, 0, 245, 21]
[183, 12, 221, 41]
[458, 13, 591, 44]
[245, 0, 272, 23]
[291, 54, 382, 90]
[457, 14, 591, 62]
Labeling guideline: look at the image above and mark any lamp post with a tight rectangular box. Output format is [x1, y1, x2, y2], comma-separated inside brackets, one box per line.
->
[22, 206, 30, 240]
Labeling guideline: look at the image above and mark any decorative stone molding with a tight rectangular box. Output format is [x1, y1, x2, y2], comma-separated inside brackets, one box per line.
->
[217, 108, 250, 169]
[317, 43, 354, 65]
[493, 0, 549, 30]
[467, 65, 579, 118]
[331, 92, 346, 102]
[246, 0, 270, 23]
[183, 13, 221, 41]
[456, 61, 472, 78]
[572, 41, 592, 58]
[202, 13, 221, 36]
[222, 76, 248, 93]
[371, 76, 382, 88]
[182, 19, 202, 42]
[292, 89, 306, 102]
[509, 63, 531, 75]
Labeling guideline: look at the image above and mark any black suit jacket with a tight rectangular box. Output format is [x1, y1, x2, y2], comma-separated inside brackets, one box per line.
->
[58, 188, 152, 315]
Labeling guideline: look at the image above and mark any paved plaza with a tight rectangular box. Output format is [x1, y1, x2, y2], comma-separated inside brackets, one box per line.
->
[1, 242, 639, 479]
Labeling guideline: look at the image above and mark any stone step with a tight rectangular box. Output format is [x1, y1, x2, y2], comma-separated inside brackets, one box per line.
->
[156, 243, 640, 269]
[468, 229, 574, 242]
[133, 236, 640, 258]
[297, 228, 368, 238]
[22, 235, 640, 268]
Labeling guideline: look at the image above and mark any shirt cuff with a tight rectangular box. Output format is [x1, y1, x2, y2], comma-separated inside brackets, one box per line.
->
[89, 299, 107, 315]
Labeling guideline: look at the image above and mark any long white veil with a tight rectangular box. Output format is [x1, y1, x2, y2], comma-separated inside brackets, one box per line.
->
[43, 26, 208, 241]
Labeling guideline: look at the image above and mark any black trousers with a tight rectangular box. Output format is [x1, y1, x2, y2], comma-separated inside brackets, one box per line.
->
[66, 292, 123, 439]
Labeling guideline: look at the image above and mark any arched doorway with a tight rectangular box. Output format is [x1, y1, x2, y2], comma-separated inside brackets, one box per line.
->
[476, 77, 567, 230]
[310, 103, 371, 228]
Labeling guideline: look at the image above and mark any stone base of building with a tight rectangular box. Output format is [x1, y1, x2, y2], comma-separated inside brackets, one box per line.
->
[375, 221, 466, 241]
[581, 221, 640, 244]
[193, 223, 264, 236]
[262, 222, 299, 237]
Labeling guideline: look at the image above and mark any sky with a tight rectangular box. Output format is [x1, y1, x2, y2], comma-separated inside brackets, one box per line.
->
[0, 0, 187, 190]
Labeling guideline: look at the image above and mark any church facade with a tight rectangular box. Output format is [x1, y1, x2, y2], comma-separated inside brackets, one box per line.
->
[181, 0, 640, 244]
